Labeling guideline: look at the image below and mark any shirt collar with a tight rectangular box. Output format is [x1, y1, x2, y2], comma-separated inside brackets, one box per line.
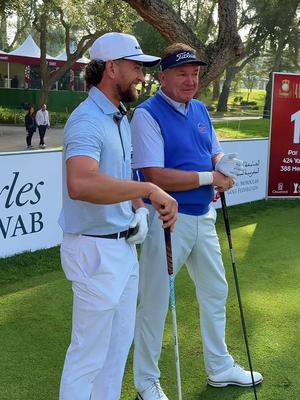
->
[158, 88, 189, 115]
[89, 86, 123, 116]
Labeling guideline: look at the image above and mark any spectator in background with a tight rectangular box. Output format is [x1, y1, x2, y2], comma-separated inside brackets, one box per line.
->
[24, 105, 36, 150]
[11, 75, 19, 88]
[36, 104, 50, 149]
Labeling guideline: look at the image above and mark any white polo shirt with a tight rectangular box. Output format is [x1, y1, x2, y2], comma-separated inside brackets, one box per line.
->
[58, 86, 133, 235]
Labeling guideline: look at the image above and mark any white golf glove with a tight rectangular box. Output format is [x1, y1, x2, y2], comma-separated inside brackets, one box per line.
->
[126, 207, 149, 245]
[215, 152, 244, 179]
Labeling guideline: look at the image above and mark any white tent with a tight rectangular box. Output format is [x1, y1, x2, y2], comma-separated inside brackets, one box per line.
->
[0, 35, 87, 90]
[56, 51, 89, 64]
[9, 34, 54, 59]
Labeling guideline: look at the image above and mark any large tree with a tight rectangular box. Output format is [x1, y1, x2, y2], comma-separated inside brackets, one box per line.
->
[34, 0, 139, 104]
[216, 0, 270, 112]
[122, 0, 245, 89]
[261, 0, 300, 118]
[3, 0, 138, 104]
[0, 0, 35, 51]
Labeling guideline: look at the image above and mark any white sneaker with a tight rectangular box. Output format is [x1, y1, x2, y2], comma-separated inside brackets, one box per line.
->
[208, 363, 263, 387]
[137, 381, 169, 400]
[39, 144, 46, 149]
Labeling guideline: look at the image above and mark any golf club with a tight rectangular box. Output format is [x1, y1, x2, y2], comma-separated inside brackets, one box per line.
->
[164, 227, 183, 400]
[220, 192, 259, 399]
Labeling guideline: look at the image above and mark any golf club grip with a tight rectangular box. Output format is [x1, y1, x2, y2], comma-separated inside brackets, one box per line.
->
[164, 227, 173, 275]
[220, 192, 232, 247]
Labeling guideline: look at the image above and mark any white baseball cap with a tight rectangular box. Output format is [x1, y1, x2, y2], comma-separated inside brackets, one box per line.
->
[89, 32, 160, 67]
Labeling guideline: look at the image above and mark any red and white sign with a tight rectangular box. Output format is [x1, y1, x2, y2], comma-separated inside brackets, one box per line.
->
[268, 72, 300, 197]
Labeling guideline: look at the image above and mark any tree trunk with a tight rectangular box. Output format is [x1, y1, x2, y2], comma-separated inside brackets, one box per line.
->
[37, 22, 104, 106]
[39, 83, 51, 106]
[212, 77, 220, 100]
[263, 72, 272, 119]
[122, 0, 244, 88]
[0, 11, 7, 51]
[262, 0, 299, 118]
[217, 66, 236, 112]
[39, 13, 49, 106]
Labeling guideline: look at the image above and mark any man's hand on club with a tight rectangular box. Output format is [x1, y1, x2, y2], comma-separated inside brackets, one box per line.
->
[215, 153, 244, 180]
[212, 171, 235, 192]
[148, 185, 178, 231]
[127, 207, 149, 245]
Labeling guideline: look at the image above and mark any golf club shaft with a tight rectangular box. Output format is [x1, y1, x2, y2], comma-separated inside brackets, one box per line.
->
[220, 192, 258, 399]
[164, 227, 183, 400]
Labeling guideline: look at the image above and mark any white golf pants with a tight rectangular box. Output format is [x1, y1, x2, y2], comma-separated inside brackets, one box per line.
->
[59, 234, 139, 400]
[134, 206, 234, 392]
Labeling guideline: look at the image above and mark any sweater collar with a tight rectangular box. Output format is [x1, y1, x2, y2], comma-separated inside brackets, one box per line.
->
[158, 88, 189, 115]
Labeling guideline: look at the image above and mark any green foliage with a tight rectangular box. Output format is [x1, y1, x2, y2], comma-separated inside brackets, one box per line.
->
[0, 107, 69, 126]
[240, 101, 257, 106]
[0, 107, 24, 124]
[199, 89, 266, 114]
[165, 0, 218, 43]
[233, 96, 243, 103]
[134, 20, 167, 57]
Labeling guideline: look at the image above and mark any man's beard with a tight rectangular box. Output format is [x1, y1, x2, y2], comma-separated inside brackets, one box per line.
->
[116, 83, 138, 103]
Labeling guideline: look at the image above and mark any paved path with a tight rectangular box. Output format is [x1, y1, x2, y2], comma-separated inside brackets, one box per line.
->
[0, 116, 262, 152]
[0, 124, 64, 152]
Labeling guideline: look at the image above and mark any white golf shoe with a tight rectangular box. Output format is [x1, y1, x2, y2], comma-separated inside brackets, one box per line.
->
[208, 363, 263, 387]
[137, 381, 169, 400]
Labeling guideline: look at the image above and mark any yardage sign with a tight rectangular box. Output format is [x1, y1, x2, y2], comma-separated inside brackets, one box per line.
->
[268, 72, 300, 197]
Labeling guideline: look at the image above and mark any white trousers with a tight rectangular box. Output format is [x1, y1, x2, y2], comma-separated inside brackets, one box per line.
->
[59, 234, 139, 400]
[134, 206, 234, 392]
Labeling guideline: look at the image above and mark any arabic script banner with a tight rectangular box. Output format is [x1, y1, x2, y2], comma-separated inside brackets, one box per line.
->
[1, 139, 268, 258]
[213, 138, 268, 208]
[268, 72, 300, 197]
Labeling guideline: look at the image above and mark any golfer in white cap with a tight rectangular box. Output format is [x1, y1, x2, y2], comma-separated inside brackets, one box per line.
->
[58, 32, 178, 400]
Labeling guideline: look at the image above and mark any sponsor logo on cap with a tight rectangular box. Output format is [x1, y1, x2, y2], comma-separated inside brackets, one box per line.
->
[176, 52, 196, 62]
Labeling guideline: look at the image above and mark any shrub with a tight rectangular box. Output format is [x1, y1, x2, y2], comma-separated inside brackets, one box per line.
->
[0, 107, 69, 126]
[240, 100, 257, 106]
[0, 107, 24, 124]
[233, 96, 243, 103]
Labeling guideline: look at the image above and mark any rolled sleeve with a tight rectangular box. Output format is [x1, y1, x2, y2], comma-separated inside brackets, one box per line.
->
[64, 118, 104, 162]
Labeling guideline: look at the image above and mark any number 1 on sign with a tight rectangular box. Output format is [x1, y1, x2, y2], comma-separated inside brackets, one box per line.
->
[291, 110, 300, 144]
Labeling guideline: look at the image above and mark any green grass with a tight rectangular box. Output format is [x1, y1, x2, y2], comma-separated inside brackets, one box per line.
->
[199, 89, 266, 114]
[213, 118, 270, 139]
[0, 199, 299, 399]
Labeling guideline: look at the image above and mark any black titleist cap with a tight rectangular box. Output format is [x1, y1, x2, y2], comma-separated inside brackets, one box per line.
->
[160, 51, 207, 71]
